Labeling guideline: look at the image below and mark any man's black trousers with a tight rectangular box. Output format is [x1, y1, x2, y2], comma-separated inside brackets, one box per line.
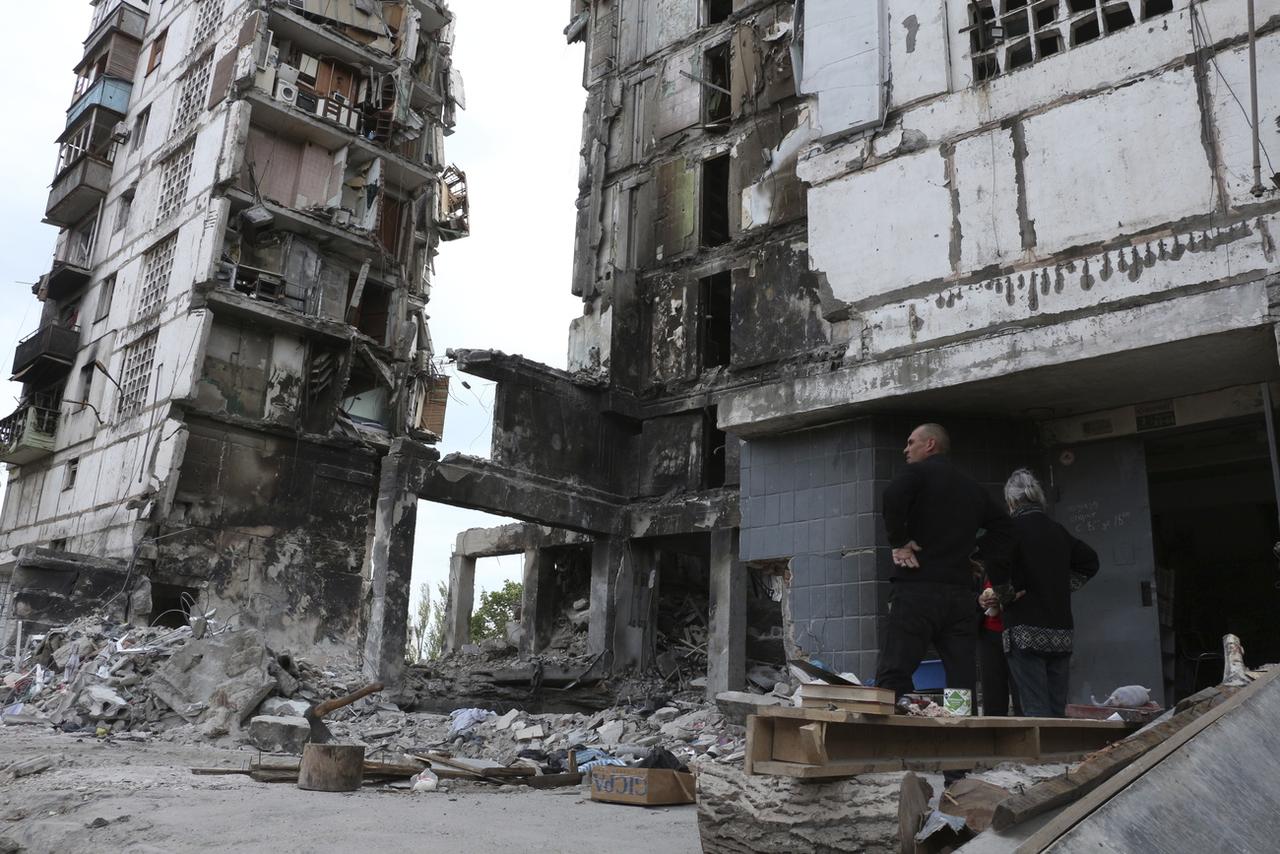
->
[874, 581, 977, 700]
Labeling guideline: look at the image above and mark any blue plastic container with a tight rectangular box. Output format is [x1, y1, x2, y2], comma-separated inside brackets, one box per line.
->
[912, 659, 945, 691]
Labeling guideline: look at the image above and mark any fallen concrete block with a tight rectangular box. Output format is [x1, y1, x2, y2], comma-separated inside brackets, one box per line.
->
[515, 724, 545, 741]
[258, 697, 310, 718]
[493, 709, 521, 730]
[149, 628, 276, 736]
[247, 715, 311, 754]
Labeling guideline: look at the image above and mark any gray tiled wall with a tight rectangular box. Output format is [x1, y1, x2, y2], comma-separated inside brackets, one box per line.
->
[739, 416, 1040, 682]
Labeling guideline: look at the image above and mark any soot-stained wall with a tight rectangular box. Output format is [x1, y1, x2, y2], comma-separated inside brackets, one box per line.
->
[155, 419, 380, 654]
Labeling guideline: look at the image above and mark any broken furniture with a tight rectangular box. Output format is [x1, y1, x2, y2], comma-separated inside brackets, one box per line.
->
[744, 706, 1134, 779]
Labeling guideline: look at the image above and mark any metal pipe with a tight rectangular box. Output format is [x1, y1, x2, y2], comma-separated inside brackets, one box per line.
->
[1248, 0, 1264, 197]
[1263, 383, 1280, 530]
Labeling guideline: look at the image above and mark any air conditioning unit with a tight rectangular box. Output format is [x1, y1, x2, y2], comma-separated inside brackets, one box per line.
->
[110, 121, 131, 143]
[275, 64, 299, 86]
[275, 80, 299, 105]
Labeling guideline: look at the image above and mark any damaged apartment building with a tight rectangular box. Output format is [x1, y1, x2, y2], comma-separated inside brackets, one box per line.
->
[0, 0, 468, 662]
[427, 0, 1280, 706]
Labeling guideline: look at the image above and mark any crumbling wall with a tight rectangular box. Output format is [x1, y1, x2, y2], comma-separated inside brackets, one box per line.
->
[155, 419, 380, 655]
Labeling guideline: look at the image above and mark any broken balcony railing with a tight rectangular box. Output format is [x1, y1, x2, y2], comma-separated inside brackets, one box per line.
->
[0, 398, 62, 466]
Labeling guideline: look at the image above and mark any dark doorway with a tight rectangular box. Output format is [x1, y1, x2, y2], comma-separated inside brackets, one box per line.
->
[705, 0, 733, 25]
[150, 582, 200, 628]
[704, 407, 726, 489]
[1146, 420, 1280, 701]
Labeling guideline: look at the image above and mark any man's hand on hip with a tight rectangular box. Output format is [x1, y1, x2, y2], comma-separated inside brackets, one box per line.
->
[892, 541, 921, 569]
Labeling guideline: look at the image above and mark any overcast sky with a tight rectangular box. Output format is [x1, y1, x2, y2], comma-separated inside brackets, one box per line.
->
[0, 3, 586, 622]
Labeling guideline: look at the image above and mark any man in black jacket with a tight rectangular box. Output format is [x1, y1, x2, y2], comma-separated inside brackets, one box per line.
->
[874, 424, 1014, 704]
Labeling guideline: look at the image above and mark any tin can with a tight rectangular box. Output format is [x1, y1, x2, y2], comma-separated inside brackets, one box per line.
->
[943, 688, 972, 716]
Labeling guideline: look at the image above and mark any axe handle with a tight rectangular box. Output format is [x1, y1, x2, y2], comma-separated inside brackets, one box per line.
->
[311, 682, 384, 719]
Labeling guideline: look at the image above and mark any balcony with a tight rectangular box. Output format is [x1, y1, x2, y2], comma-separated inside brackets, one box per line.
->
[0, 401, 61, 466]
[84, 2, 147, 59]
[66, 76, 131, 130]
[45, 155, 113, 228]
[12, 325, 79, 385]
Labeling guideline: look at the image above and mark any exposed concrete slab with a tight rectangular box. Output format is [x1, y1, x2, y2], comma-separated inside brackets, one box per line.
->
[443, 553, 475, 654]
[718, 281, 1277, 436]
[419, 454, 625, 535]
[454, 523, 590, 559]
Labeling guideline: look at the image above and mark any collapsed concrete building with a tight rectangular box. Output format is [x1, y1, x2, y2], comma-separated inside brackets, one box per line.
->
[0, 0, 467, 659]
[4, 0, 1279, 704]
[432, 0, 1280, 705]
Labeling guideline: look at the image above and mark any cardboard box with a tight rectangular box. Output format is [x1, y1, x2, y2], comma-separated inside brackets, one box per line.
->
[589, 766, 696, 806]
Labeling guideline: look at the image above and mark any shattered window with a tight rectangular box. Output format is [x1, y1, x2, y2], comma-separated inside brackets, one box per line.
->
[967, 0, 1170, 81]
[189, 0, 223, 48]
[117, 331, 158, 419]
[170, 52, 213, 135]
[154, 141, 196, 225]
[135, 233, 179, 322]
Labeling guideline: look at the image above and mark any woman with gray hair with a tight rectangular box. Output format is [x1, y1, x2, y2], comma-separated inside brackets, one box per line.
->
[979, 468, 1100, 717]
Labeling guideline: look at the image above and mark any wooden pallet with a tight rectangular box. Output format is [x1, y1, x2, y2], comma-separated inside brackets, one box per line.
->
[745, 705, 1135, 779]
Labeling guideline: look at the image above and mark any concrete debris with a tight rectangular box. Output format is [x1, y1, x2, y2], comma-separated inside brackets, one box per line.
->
[246, 715, 312, 754]
[149, 628, 276, 737]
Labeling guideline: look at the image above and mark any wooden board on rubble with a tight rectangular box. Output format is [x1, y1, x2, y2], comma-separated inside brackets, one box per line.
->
[745, 711, 1135, 780]
[422, 752, 536, 779]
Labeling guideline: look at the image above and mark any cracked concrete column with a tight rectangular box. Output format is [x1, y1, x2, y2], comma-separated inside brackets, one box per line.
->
[707, 527, 746, 699]
[520, 548, 557, 655]
[444, 553, 476, 653]
[363, 439, 431, 683]
[611, 540, 655, 671]
[589, 537, 625, 659]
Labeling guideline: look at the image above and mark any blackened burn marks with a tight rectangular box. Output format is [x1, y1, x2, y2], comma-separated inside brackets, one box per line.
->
[1010, 122, 1038, 251]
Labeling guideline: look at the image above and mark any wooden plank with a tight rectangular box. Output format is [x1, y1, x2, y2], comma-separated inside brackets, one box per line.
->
[519, 771, 584, 789]
[424, 752, 536, 778]
[1013, 668, 1279, 853]
[799, 698, 896, 715]
[898, 771, 934, 854]
[992, 690, 1222, 830]
[797, 684, 895, 705]
[744, 715, 773, 776]
[797, 722, 829, 766]
[755, 705, 1131, 731]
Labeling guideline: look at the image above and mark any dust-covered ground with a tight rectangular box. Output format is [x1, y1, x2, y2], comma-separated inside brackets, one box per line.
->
[0, 728, 700, 854]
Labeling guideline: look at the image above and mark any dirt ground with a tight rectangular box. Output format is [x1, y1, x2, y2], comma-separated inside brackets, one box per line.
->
[0, 728, 701, 854]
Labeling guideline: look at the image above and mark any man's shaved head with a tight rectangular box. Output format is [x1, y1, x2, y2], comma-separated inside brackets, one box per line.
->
[904, 423, 950, 463]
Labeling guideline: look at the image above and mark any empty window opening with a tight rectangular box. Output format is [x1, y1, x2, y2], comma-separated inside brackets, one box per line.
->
[705, 0, 733, 25]
[1102, 2, 1135, 31]
[702, 43, 731, 129]
[1037, 31, 1063, 57]
[150, 582, 200, 628]
[704, 408, 726, 489]
[1007, 38, 1033, 70]
[347, 277, 392, 344]
[95, 275, 116, 322]
[1072, 17, 1101, 45]
[114, 189, 134, 234]
[1032, 0, 1058, 27]
[340, 362, 391, 429]
[700, 154, 731, 248]
[971, 0, 1167, 80]
[699, 272, 732, 370]
[146, 28, 167, 76]
[63, 458, 79, 491]
[132, 107, 150, 152]
[50, 538, 69, 552]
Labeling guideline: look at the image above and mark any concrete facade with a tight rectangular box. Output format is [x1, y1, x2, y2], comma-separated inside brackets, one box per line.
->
[439, 0, 1280, 702]
[1, 0, 467, 667]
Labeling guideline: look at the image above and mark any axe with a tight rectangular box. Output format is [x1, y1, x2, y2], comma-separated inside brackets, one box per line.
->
[303, 682, 383, 744]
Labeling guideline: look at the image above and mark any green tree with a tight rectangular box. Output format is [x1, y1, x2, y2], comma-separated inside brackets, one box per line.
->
[469, 579, 522, 641]
[425, 579, 448, 659]
[405, 580, 433, 663]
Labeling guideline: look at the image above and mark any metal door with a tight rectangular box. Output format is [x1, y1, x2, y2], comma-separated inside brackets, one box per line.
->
[1050, 438, 1165, 707]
